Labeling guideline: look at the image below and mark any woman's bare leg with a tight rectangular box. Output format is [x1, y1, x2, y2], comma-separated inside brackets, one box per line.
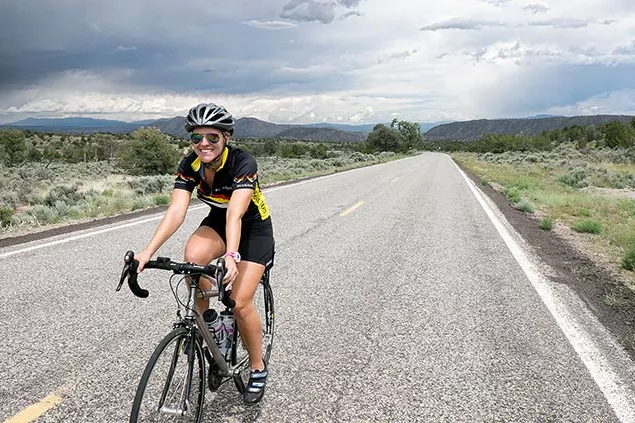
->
[183, 226, 225, 313]
[231, 261, 266, 371]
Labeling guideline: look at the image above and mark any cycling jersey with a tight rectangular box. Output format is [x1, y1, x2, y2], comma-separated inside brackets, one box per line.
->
[174, 146, 271, 225]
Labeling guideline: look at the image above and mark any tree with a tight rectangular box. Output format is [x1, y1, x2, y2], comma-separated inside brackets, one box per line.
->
[263, 139, 278, 156]
[391, 118, 421, 151]
[117, 127, 181, 175]
[365, 124, 404, 153]
[0, 129, 27, 166]
[310, 143, 328, 159]
[602, 121, 631, 148]
[25, 147, 43, 162]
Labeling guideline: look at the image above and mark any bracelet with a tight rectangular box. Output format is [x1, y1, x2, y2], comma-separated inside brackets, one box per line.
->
[224, 251, 241, 262]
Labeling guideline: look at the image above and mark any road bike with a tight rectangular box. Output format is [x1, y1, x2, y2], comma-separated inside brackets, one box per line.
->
[116, 250, 274, 422]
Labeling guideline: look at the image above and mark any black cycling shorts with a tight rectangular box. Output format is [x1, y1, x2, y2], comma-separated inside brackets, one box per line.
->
[199, 214, 275, 268]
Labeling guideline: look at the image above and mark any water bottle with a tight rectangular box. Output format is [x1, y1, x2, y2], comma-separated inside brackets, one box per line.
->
[220, 310, 235, 356]
[203, 309, 225, 347]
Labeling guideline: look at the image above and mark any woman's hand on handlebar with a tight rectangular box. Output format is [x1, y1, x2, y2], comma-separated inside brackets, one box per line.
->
[223, 257, 238, 290]
[135, 249, 154, 273]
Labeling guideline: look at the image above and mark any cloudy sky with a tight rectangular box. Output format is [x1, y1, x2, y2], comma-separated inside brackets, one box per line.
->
[1, 0, 635, 125]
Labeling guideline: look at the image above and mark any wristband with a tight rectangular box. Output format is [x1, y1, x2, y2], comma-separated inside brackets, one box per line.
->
[224, 251, 241, 263]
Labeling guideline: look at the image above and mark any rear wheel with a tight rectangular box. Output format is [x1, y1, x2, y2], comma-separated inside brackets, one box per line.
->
[130, 327, 205, 423]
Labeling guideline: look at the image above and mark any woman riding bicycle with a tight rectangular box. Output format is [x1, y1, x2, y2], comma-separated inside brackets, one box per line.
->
[134, 102, 274, 404]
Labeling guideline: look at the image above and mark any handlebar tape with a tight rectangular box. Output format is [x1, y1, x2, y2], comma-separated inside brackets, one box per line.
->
[123, 250, 149, 298]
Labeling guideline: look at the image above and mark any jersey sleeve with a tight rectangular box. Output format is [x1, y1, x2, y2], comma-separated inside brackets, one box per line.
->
[231, 152, 259, 190]
[174, 156, 198, 192]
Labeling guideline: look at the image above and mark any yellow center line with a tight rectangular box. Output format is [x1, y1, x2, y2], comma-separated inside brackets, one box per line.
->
[392, 177, 400, 183]
[341, 201, 364, 217]
[3, 394, 63, 423]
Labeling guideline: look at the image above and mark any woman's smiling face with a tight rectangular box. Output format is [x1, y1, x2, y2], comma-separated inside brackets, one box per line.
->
[191, 126, 226, 164]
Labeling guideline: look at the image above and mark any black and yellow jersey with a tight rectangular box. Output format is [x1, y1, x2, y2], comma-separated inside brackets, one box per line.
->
[174, 146, 271, 224]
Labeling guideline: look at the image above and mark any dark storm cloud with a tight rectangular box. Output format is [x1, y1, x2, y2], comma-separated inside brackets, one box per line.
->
[0, 0, 363, 96]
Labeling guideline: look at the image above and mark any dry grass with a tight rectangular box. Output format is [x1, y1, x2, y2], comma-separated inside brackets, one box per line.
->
[452, 146, 635, 285]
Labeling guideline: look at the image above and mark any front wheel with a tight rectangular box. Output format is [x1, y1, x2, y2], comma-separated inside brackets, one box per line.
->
[129, 327, 205, 423]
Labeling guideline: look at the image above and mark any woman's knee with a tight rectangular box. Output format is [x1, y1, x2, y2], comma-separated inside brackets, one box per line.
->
[232, 295, 255, 319]
[184, 227, 225, 264]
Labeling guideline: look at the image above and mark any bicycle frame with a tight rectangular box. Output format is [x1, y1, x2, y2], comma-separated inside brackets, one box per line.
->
[182, 276, 252, 393]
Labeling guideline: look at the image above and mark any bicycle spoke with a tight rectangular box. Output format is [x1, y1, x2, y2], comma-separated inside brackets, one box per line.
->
[130, 329, 204, 423]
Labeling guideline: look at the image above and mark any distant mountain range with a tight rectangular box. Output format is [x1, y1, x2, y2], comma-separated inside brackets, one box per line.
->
[3, 114, 634, 142]
[3, 116, 373, 141]
[424, 114, 635, 141]
[3, 117, 171, 134]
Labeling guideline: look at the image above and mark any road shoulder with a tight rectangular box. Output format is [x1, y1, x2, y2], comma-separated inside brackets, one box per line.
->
[455, 160, 635, 360]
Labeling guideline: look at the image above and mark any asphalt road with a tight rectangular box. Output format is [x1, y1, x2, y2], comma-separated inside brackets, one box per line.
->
[2, 152, 635, 423]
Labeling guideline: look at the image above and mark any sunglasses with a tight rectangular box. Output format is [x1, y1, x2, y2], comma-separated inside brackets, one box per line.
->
[190, 132, 222, 144]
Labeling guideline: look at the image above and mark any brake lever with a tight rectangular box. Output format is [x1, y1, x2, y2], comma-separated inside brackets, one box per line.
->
[216, 257, 236, 308]
[117, 250, 149, 298]
[116, 250, 134, 292]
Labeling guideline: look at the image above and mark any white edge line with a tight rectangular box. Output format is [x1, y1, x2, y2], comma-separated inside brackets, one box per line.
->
[450, 156, 635, 423]
[0, 163, 386, 260]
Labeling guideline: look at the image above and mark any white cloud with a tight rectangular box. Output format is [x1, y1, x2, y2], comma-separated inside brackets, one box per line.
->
[523, 4, 548, 14]
[547, 90, 635, 116]
[244, 20, 298, 30]
[1, 0, 635, 124]
[420, 18, 509, 31]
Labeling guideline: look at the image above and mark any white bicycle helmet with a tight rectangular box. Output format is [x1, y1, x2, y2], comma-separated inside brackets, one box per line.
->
[184, 103, 235, 134]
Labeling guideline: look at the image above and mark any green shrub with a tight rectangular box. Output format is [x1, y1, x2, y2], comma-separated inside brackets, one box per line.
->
[571, 219, 602, 234]
[0, 206, 13, 227]
[54, 200, 70, 218]
[604, 290, 632, 307]
[127, 175, 173, 195]
[622, 244, 635, 271]
[503, 186, 521, 203]
[44, 184, 84, 206]
[30, 205, 59, 224]
[117, 128, 181, 175]
[558, 168, 588, 188]
[0, 191, 20, 208]
[131, 198, 152, 210]
[153, 194, 170, 205]
[578, 208, 591, 217]
[516, 198, 535, 213]
[539, 216, 555, 231]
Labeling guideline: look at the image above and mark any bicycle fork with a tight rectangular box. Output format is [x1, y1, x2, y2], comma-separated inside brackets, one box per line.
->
[157, 332, 196, 416]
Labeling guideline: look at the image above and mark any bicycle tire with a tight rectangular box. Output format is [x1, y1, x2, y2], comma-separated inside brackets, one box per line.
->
[129, 327, 205, 423]
[262, 278, 275, 364]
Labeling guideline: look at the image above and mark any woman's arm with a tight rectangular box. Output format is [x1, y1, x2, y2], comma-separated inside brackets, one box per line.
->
[137, 188, 192, 270]
[226, 188, 253, 253]
[224, 188, 253, 281]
